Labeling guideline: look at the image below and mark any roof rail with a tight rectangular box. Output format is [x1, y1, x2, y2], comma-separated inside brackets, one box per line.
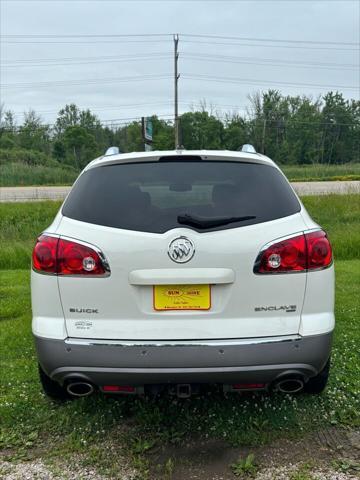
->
[239, 144, 257, 154]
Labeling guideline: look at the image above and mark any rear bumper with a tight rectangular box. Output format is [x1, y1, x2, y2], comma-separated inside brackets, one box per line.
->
[34, 332, 333, 387]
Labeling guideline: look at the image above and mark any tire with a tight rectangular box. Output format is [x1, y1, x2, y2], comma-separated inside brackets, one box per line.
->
[304, 358, 330, 394]
[38, 364, 71, 402]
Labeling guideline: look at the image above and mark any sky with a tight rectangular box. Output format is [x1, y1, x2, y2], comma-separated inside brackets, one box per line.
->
[0, 0, 359, 126]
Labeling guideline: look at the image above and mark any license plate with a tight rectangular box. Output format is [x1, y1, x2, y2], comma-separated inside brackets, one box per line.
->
[153, 284, 211, 311]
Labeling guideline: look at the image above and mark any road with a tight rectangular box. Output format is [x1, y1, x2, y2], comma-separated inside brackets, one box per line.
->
[0, 181, 359, 202]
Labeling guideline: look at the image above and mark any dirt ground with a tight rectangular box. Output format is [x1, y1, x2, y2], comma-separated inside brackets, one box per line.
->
[2, 427, 359, 479]
[148, 427, 360, 479]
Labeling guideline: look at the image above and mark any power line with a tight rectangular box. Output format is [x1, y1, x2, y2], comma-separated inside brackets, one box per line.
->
[2, 40, 171, 44]
[2, 33, 358, 50]
[1, 74, 173, 89]
[3, 72, 357, 91]
[1, 52, 172, 64]
[184, 53, 359, 71]
[3, 39, 357, 51]
[181, 40, 359, 51]
[181, 33, 359, 47]
[10, 101, 176, 117]
[1, 0, 358, 2]
[2, 52, 358, 71]
[2, 33, 357, 46]
[184, 74, 359, 90]
[1, 33, 173, 38]
[186, 53, 358, 68]
[2, 54, 173, 68]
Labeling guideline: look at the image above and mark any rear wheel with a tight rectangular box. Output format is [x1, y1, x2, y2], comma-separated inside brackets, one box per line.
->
[304, 358, 330, 394]
[38, 364, 71, 402]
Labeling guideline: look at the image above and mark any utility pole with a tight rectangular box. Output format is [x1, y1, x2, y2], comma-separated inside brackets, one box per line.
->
[174, 34, 180, 148]
[261, 117, 267, 154]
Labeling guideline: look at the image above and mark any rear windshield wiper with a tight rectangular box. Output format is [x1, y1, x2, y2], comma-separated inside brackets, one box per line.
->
[177, 213, 256, 229]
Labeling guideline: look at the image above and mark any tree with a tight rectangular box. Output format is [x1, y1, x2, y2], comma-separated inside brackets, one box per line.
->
[1, 92, 359, 170]
[151, 117, 173, 150]
[18, 110, 50, 154]
[63, 125, 96, 168]
[54, 104, 103, 167]
[180, 111, 224, 149]
[223, 113, 248, 151]
[321, 92, 359, 164]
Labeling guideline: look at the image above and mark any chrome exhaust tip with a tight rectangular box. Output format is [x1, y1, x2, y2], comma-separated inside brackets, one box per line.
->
[66, 381, 94, 397]
[274, 378, 304, 394]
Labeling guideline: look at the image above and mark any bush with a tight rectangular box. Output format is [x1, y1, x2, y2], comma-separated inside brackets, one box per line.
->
[0, 163, 78, 187]
[0, 148, 53, 166]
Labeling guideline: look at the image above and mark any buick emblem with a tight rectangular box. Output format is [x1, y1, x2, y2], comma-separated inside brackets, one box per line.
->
[168, 236, 195, 263]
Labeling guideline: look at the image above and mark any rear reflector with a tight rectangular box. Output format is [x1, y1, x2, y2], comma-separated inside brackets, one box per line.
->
[232, 383, 266, 390]
[32, 235, 109, 276]
[102, 385, 135, 393]
[254, 230, 332, 274]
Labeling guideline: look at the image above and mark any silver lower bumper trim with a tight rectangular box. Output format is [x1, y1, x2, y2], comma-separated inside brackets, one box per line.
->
[64, 334, 302, 348]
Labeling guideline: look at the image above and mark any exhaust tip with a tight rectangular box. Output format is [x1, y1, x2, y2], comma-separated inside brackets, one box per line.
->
[66, 381, 94, 397]
[274, 378, 304, 394]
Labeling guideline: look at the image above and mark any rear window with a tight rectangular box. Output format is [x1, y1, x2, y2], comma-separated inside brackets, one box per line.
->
[62, 160, 300, 233]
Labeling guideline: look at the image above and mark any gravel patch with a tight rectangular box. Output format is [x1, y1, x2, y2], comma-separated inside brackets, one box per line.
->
[255, 464, 359, 480]
[0, 458, 136, 480]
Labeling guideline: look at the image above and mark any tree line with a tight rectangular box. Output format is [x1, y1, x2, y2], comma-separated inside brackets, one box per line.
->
[0, 90, 359, 171]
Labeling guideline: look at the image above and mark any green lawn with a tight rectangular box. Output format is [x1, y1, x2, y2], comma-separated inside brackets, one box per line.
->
[0, 261, 359, 476]
[281, 163, 360, 182]
[0, 197, 359, 477]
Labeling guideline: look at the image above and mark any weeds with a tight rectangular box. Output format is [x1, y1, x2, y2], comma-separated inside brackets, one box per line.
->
[0, 162, 78, 187]
[281, 163, 360, 182]
[231, 453, 257, 477]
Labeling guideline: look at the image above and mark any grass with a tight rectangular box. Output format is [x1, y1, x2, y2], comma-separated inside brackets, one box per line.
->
[0, 260, 359, 476]
[281, 163, 360, 182]
[0, 196, 359, 477]
[301, 195, 360, 261]
[0, 201, 61, 270]
[0, 162, 78, 187]
[0, 162, 359, 187]
[0, 195, 359, 270]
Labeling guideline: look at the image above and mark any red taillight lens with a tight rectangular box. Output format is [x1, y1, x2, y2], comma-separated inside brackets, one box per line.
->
[57, 238, 106, 275]
[255, 230, 332, 274]
[306, 230, 332, 270]
[32, 235, 108, 276]
[256, 233, 307, 273]
[32, 235, 58, 273]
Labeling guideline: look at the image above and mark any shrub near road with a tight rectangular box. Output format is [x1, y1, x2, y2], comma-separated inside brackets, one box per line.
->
[0, 195, 359, 478]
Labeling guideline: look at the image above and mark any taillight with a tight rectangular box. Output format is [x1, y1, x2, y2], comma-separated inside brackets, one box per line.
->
[254, 230, 332, 274]
[57, 238, 107, 275]
[32, 235, 58, 273]
[306, 230, 333, 270]
[32, 235, 109, 276]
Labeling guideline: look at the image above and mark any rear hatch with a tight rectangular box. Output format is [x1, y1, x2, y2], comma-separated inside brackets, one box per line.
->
[57, 154, 307, 340]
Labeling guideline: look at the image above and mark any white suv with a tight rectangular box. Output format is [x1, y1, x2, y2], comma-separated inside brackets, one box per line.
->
[31, 149, 334, 400]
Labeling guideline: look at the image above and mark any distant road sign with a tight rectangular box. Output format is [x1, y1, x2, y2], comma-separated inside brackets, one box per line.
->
[142, 117, 153, 142]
